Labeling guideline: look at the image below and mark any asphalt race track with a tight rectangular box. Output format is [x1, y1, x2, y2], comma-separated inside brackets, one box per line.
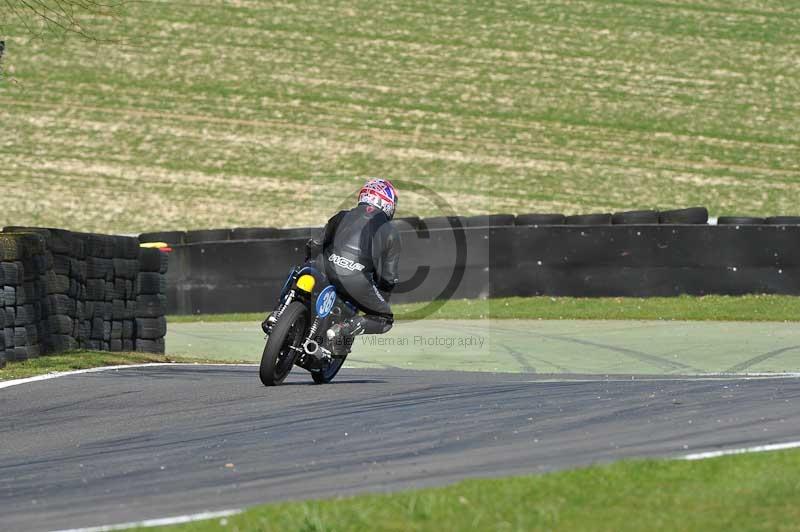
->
[2, 365, 800, 532]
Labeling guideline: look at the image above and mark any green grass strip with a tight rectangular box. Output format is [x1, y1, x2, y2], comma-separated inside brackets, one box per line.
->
[152, 449, 800, 532]
[0, 351, 247, 381]
[168, 294, 800, 323]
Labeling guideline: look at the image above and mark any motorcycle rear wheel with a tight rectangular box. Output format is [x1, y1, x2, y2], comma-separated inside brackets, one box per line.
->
[311, 355, 347, 384]
[259, 301, 307, 386]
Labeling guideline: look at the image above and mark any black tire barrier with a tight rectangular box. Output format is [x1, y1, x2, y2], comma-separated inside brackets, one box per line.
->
[15, 305, 35, 327]
[1, 262, 22, 285]
[90, 318, 105, 340]
[53, 254, 71, 275]
[565, 213, 613, 225]
[612, 210, 659, 225]
[46, 315, 73, 335]
[26, 323, 39, 345]
[165, 221, 800, 313]
[392, 217, 422, 231]
[717, 216, 765, 225]
[1, 229, 168, 357]
[3, 328, 12, 350]
[3, 287, 15, 307]
[137, 272, 166, 295]
[123, 320, 134, 339]
[135, 295, 166, 318]
[86, 234, 114, 259]
[45, 272, 71, 295]
[13, 345, 37, 361]
[86, 279, 106, 300]
[421, 216, 467, 230]
[87, 258, 114, 280]
[139, 248, 168, 273]
[139, 231, 186, 245]
[113, 236, 141, 259]
[135, 338, 165, 353]
[47, 334, 77, 352]
[465, 214, 516, 227]
[104, 281, 115, 302]
[135, 317, 167, 340]
[184, 229, 232, 244]
[658, 207, 709, 225]
[275, 226, 322, 239]
[515, 213, 566, 226]
[13, 327, 27, 349]
[15, 284, 28, 305]
[112, 279, 127, 300]
[230, 227, 282, 241]
[766, 216, 800, 225]
[113, 258, 139, 279]
[0, 234, 23, 261]
[111, 321, 123, 340]
[111, 299, 126, 320]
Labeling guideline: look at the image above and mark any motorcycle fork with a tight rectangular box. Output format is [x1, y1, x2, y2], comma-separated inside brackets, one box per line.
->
[264, 290, 295, 335]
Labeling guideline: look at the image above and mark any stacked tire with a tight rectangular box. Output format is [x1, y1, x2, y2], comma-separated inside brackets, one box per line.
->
[0, 232, 49, 364]
[135, 248, 168, 353]
[41, 228, 83, 354]
[83, 234, 116, 351]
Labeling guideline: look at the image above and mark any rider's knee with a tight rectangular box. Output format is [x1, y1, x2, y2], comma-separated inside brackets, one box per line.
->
[379, 314, 394, 334]
[362, 313, 393, 334]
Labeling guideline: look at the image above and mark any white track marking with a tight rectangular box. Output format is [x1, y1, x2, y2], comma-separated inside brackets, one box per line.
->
[1, 364, 796, 391]
[520, 373, 800, 384]
[682, 440, 800, 461]
[0, 363, 256, 391]
[52, 509, 242, 532]
[51, 440, 800, 531]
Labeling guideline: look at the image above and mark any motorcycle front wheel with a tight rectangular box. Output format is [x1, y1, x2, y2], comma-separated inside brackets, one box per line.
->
[259, 301, 307, 386]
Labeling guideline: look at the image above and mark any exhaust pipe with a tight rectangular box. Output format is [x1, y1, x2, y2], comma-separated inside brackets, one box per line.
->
[303, 340, 319, 356]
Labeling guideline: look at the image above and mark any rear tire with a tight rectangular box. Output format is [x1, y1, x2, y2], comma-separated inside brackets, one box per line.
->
[311, 355, 347, 384]
[259, 301, 307, 387]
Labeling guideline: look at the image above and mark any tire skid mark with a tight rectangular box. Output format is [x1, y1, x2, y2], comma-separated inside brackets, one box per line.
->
[537, 334, 698, 373]
[498, 342, 572, 374]
[725, 345, 800, 373]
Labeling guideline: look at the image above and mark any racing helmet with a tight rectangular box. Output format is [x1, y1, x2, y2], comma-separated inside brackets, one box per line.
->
[358, 178, 397, 220]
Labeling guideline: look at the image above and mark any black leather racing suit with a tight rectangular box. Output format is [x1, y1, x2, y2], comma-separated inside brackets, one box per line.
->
[306, 204, 401, 334]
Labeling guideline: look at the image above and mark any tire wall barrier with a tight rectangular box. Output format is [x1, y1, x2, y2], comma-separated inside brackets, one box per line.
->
[163, 218, 800, 315]
[0, 228, 169, 367]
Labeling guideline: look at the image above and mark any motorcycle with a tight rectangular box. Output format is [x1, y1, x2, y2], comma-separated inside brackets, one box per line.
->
[259, 265, 357, 386]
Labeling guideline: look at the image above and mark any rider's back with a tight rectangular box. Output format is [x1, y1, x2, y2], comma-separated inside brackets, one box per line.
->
[324, 204, 400, 291]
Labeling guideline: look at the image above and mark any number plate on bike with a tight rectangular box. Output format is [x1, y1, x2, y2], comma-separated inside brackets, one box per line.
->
[315, 285, 337, 318]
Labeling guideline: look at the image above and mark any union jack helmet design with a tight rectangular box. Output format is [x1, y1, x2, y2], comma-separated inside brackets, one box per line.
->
[358, 178, 397, 220]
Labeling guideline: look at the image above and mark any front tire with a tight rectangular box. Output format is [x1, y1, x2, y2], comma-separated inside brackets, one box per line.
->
[259, 301, 308, 386]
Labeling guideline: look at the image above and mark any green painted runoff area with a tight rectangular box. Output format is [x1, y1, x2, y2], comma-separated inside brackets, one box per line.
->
[167, 319, 800, 375]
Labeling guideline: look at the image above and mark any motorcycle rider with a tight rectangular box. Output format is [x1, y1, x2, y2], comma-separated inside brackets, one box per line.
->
[262, 178, 401, 352]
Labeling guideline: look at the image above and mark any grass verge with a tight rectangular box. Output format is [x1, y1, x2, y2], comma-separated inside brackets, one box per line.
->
[168, 294, 800, 324]
[0, 351, 248, 381]
[152, 449, 800, 532]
